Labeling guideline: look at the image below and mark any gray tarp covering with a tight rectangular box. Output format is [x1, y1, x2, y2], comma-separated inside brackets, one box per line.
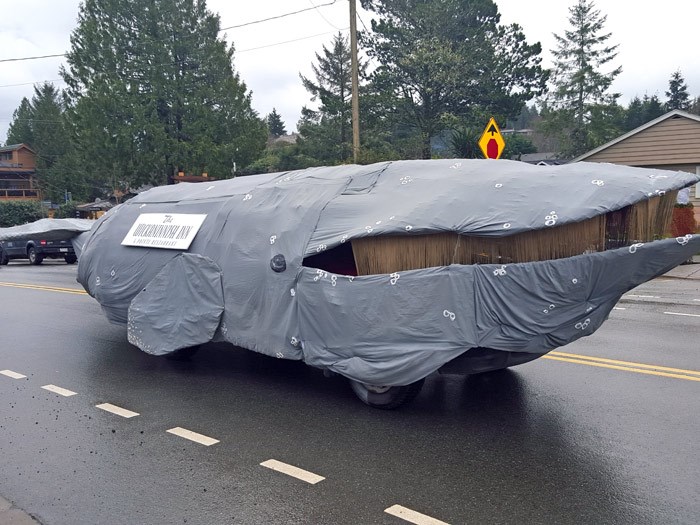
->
[71, 231, 93, 259]
[127, 253, 225, 355]
[298, 238, 697, 385]
[76, 159, 700, 385]
[0, 218, 95, 241]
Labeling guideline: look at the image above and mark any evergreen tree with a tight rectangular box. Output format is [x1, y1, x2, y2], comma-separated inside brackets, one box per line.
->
[361, 0, 548, 159]
[624, 96, 644, 130]
[624, 94, 665, 131]
[60, 0, 266, 194]
[689, 96, 700, 116]
[506, 104, 539, 130]
[29, 83, 68, 201]
[502, 133, 537, 159]
[543, 0, 622, 156]
[266, 108, 287, 137]
[5, 83, 70, 202]
[5, 97, 34, 146]
[298, 33, 355, 163]
[586, 101, 625, 146]
[643, 94, 665, 121]
[665, 70, 690, 111]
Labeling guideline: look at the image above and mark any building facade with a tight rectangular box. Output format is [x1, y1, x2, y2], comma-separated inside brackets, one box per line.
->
[0, 144, 39, 200]
[574, 110, 700, 225]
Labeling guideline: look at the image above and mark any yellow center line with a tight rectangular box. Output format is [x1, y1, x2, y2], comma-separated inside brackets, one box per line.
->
[543, 355, 700, 382]
[0, 281, 88, 295]
[549, 351, 700, 377]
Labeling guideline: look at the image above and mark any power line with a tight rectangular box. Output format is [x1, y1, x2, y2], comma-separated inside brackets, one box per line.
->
[357, 12, 370, 33]
[307, 0, 342, 31]
[0, 53, 65, 64]
[0, 118, 64, 124]
[238, 30, 348, 53]
[0, 26, 347, 90]
[220, 1, 337, 31]
[0, 79, 64, 89]
[0, 1, 344, 68]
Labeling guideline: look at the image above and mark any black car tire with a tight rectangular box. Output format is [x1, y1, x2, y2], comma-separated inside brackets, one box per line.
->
[28, 247, 43, 265]
[0, 251, 8, 265]
[349, 378, 425, 409]
[65, 254, 77, 264]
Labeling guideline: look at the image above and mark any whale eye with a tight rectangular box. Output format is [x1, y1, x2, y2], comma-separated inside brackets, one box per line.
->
[270, 254, 287, 272]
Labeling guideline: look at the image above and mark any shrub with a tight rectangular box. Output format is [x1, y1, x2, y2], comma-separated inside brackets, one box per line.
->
[55, 202, 78, 219]
[0, 200, 46, 227]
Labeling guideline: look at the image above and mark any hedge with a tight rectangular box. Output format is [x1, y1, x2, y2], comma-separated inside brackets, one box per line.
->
[0, 200, 46, 227]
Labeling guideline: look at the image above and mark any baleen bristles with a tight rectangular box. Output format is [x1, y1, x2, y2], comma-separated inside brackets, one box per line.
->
[352, 192, 678, 276]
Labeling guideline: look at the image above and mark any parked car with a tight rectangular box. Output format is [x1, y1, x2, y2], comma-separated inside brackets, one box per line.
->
[0, 238, 77, 265]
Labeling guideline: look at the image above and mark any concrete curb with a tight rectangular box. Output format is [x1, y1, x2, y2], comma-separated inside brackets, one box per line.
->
[0, 496, 41, 525]
[661, 262, 700, 280]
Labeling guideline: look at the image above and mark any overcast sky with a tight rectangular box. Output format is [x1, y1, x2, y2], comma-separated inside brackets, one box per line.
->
[1, 0, 699, 144]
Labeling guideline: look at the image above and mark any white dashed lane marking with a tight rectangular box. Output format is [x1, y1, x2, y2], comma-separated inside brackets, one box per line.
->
[664, 311, 700, 318]
[260, 459, 325, 485]
[613, 307, 626, 310]
[96, 403, 139, 418]
[385, 505, 450, 525]
[0, 370, 26, 379]
[626, 294, 660, 299]
[166, 427, 219, 446]
[41, 385, 78, 397]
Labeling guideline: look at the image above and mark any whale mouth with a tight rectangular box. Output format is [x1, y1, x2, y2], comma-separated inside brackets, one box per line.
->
[303, 190, 678, 276]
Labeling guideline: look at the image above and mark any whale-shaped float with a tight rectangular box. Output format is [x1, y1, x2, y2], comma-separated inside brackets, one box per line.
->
[75, 159, 700, 408]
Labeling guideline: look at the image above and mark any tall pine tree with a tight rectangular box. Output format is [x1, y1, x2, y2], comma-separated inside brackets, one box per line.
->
[298, 33, 355, 163]
[5, 97, 34, 147]
[665, 70, 690, 111]
[266, 108, 287, 138]
[60, 0, 266, 194]
[5, 83, 70, 202]
[542, 0, 622, 157]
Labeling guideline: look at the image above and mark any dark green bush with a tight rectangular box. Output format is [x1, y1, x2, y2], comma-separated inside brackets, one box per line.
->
[55, 202, 78, 219]
[0, 200, 46, 227]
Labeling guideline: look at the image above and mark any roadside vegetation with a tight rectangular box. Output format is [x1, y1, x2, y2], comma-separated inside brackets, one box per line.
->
[3, 0, 700, 204]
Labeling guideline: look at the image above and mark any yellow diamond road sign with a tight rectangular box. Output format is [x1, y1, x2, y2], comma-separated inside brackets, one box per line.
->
[478, 117, 505, 159]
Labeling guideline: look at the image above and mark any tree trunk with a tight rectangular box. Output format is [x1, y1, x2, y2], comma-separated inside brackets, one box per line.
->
[421, 133, 431, 159]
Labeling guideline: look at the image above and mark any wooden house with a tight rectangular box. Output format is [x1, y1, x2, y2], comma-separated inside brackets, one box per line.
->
[0, 144, 39, 200]
[574, 110, 700, 226]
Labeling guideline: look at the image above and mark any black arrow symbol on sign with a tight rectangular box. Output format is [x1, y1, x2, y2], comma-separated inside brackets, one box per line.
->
[487, 124, 498, 135]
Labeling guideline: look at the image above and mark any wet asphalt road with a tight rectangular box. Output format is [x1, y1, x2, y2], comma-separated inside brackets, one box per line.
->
[0, 262, 698, 525]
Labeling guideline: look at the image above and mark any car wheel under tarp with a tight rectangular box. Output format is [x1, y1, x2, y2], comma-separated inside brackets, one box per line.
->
[65, 254, 77, 264]
[349, 378, 425, 409]
[127, 253, 225, 357]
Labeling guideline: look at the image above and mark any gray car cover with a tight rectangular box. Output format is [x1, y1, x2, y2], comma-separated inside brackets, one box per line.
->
[0, 218, 95, 241]
[76, 159, 700, 385]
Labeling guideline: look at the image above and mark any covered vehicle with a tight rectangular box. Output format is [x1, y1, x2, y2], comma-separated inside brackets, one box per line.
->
[0, 218, 95, 265]
[76, 160, 700, 408]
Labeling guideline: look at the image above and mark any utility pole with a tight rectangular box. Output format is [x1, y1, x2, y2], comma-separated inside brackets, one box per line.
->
[349, 0, 360, 163]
